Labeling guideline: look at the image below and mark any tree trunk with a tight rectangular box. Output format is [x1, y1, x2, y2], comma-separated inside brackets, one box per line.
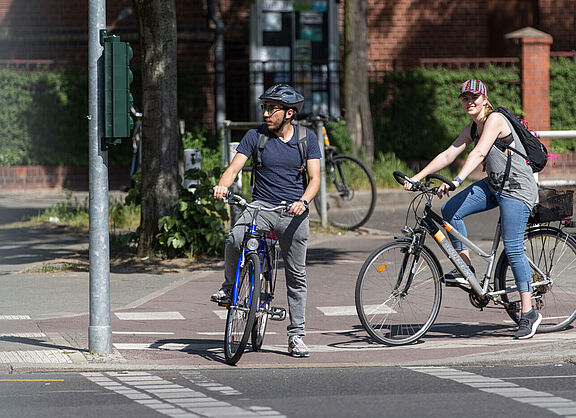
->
[343, 0, 374, 163]
[134, 0, 179, 257]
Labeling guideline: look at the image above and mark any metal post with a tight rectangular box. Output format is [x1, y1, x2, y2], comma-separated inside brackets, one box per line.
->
[228, 141, 243, 226]
[316, 121, 328, 228]
[88, 0, 112, 354]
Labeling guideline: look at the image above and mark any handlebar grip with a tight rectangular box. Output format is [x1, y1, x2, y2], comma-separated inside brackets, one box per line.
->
[393, 171, 411, 186]
[426, 174, 456, 191]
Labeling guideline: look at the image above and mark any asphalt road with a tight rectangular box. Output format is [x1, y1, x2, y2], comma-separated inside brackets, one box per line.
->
[1, 364, 576, 418]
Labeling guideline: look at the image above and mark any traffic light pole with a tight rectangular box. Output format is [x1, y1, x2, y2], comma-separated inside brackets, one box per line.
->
[88, 0, 113, 354]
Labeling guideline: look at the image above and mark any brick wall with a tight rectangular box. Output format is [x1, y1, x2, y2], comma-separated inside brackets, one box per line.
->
[0, 165, 130, 191]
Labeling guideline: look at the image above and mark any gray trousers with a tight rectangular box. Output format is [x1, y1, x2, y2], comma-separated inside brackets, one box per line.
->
[222, 200, 309, 337]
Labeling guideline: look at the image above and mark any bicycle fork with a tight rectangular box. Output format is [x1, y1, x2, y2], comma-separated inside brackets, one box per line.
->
[394, 233, 424, 296]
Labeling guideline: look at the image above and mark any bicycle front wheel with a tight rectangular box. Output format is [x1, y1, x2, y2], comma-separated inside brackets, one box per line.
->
[224, 252, 261, 364]
[315, 154, 376, 230]
[495, 227, 576, 332]
[355, 240, 442, 346]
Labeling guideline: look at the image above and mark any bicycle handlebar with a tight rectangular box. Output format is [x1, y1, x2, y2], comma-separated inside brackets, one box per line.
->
[209, 189, 290, 212]
[393, 171, 456, 192]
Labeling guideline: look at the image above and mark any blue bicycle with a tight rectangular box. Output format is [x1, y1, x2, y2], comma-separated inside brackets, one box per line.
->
[218, 192, 288, 365]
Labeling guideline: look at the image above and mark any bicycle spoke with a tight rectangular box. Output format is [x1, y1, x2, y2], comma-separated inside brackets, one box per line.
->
[496, 227, 576, 332]
[356, 241, 442, 345]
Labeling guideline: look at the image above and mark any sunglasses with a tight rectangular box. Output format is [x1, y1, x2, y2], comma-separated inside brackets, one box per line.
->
[460, 93, 481, 102]
[260, 104, 285, 114]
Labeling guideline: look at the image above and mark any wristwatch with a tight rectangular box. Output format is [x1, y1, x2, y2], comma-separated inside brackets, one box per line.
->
[299, 199, 309, 208]
[453, 176, 463, 186]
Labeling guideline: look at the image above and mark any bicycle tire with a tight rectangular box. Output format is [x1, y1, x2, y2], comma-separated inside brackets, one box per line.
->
[251, 273, 270, 351]
[495, 226, 576, 332]
[315, 154, 376, 230]
[224, 252, 261, 364]
[355, 240, 443, 346]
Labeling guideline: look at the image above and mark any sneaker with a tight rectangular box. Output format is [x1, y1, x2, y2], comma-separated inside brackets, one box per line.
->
[514, 309, 542, 339]
[288, 336, 310, 357]
[441, 266, 475, 286]
[210, 288, 231, 304]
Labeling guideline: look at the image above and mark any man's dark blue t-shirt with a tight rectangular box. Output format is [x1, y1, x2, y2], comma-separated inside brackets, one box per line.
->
[236, 125, 322, 205]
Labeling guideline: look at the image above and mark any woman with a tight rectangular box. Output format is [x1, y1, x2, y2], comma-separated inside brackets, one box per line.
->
[404, 79, 541, 339]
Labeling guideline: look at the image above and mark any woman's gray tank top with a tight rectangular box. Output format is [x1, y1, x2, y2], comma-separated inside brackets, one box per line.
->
[474, 113, 538, 209]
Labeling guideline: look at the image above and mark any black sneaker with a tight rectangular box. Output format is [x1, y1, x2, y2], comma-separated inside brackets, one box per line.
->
[441, 266, 475, 286]
[514, 309, 542, 339]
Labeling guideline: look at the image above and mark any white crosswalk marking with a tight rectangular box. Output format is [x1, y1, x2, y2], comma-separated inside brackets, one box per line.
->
[406, 366, 576, 416]
[83, 371, 285, 417]
[115, 312, 185, 320]
[0, 350, 71, 363]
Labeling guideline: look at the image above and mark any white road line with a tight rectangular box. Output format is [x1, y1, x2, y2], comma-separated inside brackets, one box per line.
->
[0, 332, 45, 338]
[115, 312, 185, 320]
[213, 310, 228, 320]
[113, 331, 175, 335]
[82, 371, 285, 418]
[317, 305, 395, 316]
[0, 315, 31, 320]
[114, 328, 576, 353]
[406, 366, 576, 416]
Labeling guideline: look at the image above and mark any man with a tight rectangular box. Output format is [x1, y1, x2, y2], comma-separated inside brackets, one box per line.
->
[211, 84, 321, 357]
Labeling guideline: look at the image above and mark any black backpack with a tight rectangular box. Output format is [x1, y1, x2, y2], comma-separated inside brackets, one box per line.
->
[475, 106, 548, 173]
[250, 124, 308, 193]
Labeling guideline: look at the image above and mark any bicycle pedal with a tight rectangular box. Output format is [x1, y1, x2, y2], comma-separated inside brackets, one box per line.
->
[269, 306, 286, 321]
[217, 301, 229, 308]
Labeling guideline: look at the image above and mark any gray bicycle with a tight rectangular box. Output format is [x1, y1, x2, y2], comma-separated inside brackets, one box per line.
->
[355, 171, 576, 346]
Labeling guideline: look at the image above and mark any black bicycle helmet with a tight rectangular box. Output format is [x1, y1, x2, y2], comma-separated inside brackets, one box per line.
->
[259, 84, 305, 112]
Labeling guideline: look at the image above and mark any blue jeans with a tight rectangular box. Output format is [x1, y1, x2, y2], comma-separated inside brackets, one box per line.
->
[441, 180, 532, 292]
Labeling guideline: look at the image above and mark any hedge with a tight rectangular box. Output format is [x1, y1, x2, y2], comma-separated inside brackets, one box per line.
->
[1, 58, 575, 166]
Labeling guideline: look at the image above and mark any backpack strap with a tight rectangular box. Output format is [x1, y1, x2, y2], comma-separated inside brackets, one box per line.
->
[250, 126, 269, 194]
[296, 125, 309, 187]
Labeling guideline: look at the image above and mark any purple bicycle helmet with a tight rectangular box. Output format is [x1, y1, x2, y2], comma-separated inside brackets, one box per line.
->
[259, 84, 305, 112]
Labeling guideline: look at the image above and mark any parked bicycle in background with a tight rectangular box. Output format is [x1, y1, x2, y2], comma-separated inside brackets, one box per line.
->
[296, 113, 377, 230]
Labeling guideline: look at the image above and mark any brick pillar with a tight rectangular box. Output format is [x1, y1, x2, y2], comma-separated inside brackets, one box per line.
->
[505, 27, 553, 148]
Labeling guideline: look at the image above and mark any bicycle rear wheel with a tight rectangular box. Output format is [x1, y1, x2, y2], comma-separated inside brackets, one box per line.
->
[224, 252, 261, 364]
[251, 273, 270, 352]
[495, 227, 576, 332]
[315, 154, 376, 230]
[252, 244, 279, 350]
[355, 240, 442, 345]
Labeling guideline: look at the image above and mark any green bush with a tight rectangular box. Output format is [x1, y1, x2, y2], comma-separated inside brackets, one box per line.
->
[370, 66, 521, 162]
[325, 120, 354, 155]
[0, 67, 132, 166]
[157, 167, 227, 258]
[155, 129, 227, 258]
[550, 57, 576, 152]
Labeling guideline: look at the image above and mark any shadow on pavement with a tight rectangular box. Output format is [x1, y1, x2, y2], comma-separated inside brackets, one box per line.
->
[0, 225, 87, 270]
[0, 335, 89, 353]
[151, 338, 226, 364]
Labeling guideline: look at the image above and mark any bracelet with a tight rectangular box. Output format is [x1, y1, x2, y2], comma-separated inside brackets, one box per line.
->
[299, 199, 309, 208]
[453, 176, 463, 186]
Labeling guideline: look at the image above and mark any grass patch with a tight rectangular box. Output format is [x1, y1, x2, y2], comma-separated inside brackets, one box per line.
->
[30, 191, 140, 231]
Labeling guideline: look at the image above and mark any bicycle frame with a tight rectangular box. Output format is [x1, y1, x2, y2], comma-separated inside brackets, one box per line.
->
[230, 204, 280, 309]
[415, 197, 554, 301]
